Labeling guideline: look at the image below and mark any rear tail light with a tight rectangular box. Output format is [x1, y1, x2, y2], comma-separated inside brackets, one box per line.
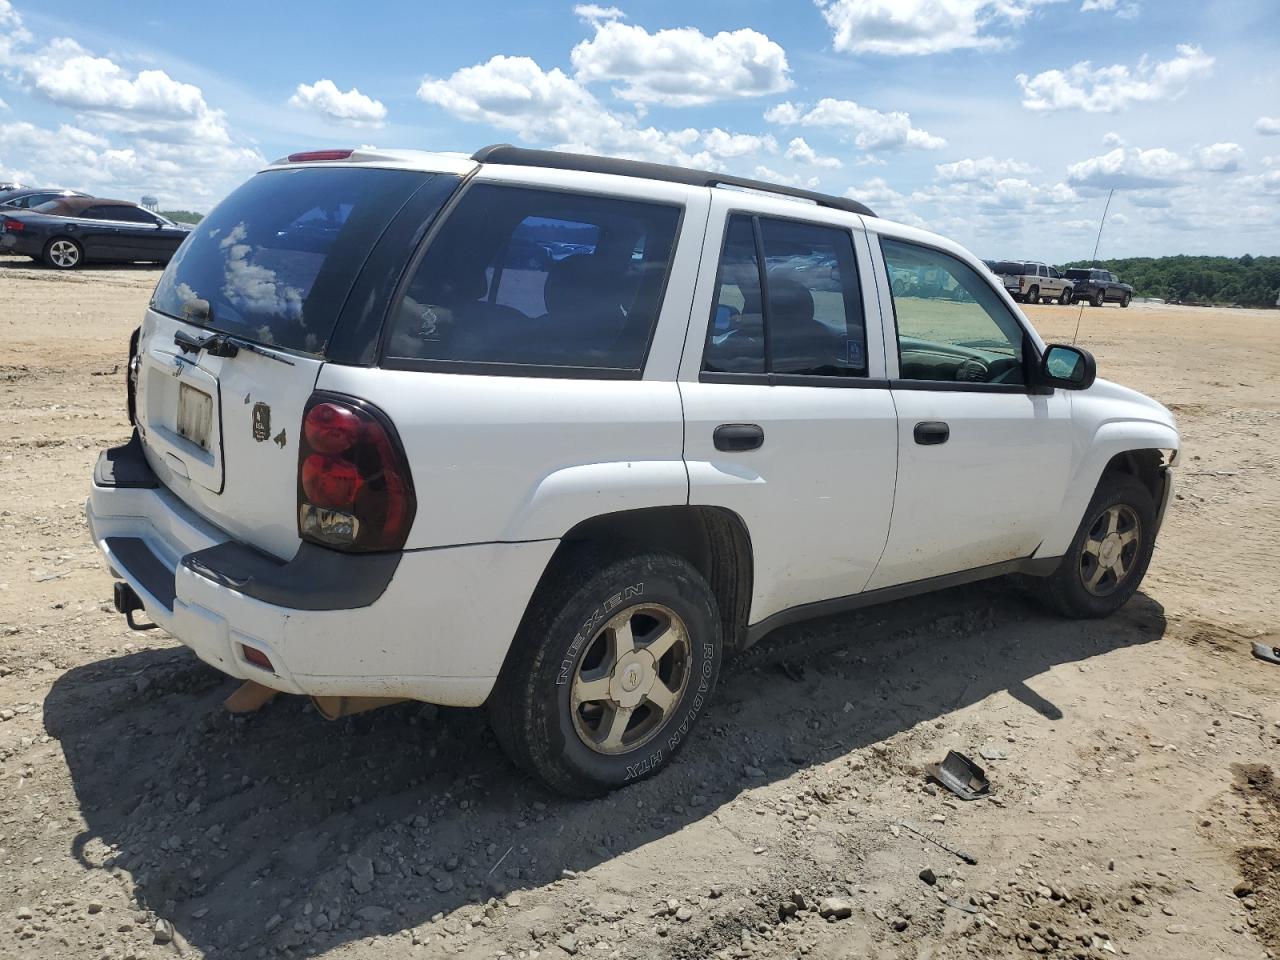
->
[1, 218, 24, 232]
[297, 394, 415, 552]
[287, 149, 354, 163]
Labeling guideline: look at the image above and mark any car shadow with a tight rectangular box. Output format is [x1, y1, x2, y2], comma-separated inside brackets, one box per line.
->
[43, 579, 1165, 957]
[0, 254, 164, 273]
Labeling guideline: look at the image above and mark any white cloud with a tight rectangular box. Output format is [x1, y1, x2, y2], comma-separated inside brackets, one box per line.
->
[765, 98, 945, 151]
[1193, 142, 1243, 173]
[1066, 146, 1191, 189]
[0, 95, 7, 110]
[846, 177, 929, 226]
[288, 79, 386, 127]
[815, 0, 1062, 57]
[1081, 0, 1140, 18]
[934, 155, 1037, 182]
[0, 0, 32, 64]
[1256, 116, 1280, 136]
[569, 17, 791, 106]
[753, 165, 819, 189]
[416, 54, 773, 171]
[573, 4, 625, 23]
[1017, 44, 1214, 112]
[1102, 131, 1125, 147]
[784, 137, 843, 168]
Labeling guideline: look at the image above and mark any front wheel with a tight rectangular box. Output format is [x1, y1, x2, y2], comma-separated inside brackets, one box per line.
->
[1038, 473, 1157, 619]
[44, 237, 83, 270]
[1120, 293, 1131, 308]
[1092, 289, 1104, 307]
[489, 549, 722, 797]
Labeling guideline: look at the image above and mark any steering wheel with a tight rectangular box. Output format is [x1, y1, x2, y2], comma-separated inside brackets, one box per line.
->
[955, 358, 989, 383]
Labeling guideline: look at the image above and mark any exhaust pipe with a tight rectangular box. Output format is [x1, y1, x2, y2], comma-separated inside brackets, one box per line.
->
[310, 696, 406, 720]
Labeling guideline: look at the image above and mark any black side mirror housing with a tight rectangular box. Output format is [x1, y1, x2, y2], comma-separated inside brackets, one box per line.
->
[1039, 344, 1096, 390]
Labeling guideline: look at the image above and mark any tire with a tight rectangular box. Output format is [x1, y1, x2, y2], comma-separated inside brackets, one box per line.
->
[1025, 285, 1040, 305]
[489, 548, 722, 797]
[43, 237, 82, 270]
[1058, 288, 1072, 305]
[1120, 293, 1131, 308]
[1039, 473, 1157, 619]
[1091, 289, 1104, 307]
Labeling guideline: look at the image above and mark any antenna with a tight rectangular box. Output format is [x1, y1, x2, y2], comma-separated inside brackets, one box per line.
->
[1072, 188, 1115, 346]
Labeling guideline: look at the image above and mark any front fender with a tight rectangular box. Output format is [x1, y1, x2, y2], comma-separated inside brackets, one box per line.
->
[1035, 418, 1179, 558]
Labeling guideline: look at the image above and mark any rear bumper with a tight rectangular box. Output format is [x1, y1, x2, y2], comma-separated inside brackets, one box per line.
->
[0, 232, 37, 255]
[88, 434, 557, 706]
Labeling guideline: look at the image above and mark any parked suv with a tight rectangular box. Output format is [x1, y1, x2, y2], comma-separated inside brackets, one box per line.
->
[87, 146, 1179, 796]
[1065, 268, 1133, 307]
[992, 260, 1074, 304]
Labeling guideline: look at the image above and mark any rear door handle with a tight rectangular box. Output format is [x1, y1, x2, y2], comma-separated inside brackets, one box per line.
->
[913, 421, 950, 445]
[714, 423, 764, 452]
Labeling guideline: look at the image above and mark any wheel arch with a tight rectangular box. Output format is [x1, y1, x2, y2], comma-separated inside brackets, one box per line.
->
[528, 505, 755, 653]
[1035, 424, 1177, 559]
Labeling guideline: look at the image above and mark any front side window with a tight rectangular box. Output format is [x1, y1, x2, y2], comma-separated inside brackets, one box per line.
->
[881, 237, 1027, 386]
[703, 214, 866, 379]
[385, 185, 681, 373]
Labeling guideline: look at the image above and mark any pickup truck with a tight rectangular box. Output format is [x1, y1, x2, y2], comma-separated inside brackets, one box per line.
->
[991, 261, 1074, 305]
[1065, 268, 1133, 307]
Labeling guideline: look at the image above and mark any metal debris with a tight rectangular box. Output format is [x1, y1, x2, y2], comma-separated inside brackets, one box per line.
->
[896, 820, 978, 866]
[1252, 641, 1280, 665]
[926, 750, 990, 801]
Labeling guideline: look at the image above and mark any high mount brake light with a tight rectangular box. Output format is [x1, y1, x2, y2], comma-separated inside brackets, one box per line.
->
[297, 396, 415, 552]
[287, 149, 354, 163]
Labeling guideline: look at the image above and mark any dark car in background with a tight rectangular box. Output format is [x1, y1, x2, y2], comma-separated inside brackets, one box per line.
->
[1064, 268, 1133, 307]
[0, 187, 89, 209]
[0, 197, 191, 269]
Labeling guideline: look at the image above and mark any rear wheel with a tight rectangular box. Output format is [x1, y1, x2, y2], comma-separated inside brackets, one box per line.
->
[1025, 285, 1040, 304]
[1039, 473, 1157, 619]
[489, 548, 722, 797]
[1058, 287, 1072, 305]
[44, 237, 82, 270]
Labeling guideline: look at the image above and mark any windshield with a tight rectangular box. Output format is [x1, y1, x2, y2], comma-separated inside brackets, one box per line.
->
[151, 166, 455, 356]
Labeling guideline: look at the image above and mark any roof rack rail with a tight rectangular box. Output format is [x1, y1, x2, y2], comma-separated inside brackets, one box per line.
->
[470, 144, 876, 218]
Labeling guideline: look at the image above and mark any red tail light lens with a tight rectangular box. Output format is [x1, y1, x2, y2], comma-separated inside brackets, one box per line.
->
[297, 395, 416, 552]
[2, 218, 24, 232]
[287, 149, 354, 163]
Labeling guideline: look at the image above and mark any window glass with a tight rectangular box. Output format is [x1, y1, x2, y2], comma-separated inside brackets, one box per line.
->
[881, 237, 1026, 386]
[152, 166, 447, 355]
[702, 215, 764, 374]
[112, 206, 158, 224]
[386, 185, 680, 372]
[760, 218, 865, 377]
[82, 206, 120, 220]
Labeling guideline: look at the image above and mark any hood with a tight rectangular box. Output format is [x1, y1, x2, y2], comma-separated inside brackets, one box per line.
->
[1087, 377, 1177, 430]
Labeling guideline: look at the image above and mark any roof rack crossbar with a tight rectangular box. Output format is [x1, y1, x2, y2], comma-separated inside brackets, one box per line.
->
[470, 144, 875, 218]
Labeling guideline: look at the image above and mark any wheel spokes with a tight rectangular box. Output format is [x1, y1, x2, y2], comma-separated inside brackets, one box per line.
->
[574, 675, 611, 704]
[1085, 560, 1107, 590]
[1106, 507, 1120, 536]
[644, 621, 680, 661]
[598, 705, 634, 750]
[610, 619, 635, 666]
[1083, 537, 1104, 557]
[644, 680, 676, 715]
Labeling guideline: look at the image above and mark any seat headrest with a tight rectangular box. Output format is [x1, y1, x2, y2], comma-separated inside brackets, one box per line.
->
[543, 255, 616, 317]
[767, 275, 815, 325]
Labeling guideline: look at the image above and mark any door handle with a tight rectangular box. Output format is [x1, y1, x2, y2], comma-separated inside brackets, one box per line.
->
[913, 421, 949, 445]
[714, 423, 764, 452]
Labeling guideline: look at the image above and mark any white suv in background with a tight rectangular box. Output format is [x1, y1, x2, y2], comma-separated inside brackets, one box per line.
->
[88, 145, 1179, 796]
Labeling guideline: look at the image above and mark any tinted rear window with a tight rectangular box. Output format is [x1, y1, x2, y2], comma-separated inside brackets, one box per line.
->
[384, 184, 681, 374]
[992, 261, 1026, 275]
[1064, 269, 1093, 280]
[151, 167, 451, 356]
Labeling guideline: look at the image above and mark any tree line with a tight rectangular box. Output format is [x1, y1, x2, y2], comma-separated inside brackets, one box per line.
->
[1060, 255, 1280, 308]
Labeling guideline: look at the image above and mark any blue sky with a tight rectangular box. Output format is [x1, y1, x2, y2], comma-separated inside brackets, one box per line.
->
[1, 0, 1277, 260]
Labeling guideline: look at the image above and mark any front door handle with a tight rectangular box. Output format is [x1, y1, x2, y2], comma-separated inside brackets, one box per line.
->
[913, 421, 950, 445]
[714, 423, 764, 452]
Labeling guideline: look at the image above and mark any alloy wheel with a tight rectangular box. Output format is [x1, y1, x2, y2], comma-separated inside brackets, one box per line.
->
[1079, 504, 1141, 597]
[49, 240, 80, 268]
[569, 603, 691, 755]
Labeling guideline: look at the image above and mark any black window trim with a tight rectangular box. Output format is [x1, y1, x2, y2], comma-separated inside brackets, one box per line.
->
[698, 208, 871, 387]
[877, 233, 1044, 394]
[378, 178, 686, 381]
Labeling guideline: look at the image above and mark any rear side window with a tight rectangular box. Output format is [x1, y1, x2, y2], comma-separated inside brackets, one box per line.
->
[151, 167, 450, 356]
[704, 214, 866, 379]
[384, 185, 681, 374]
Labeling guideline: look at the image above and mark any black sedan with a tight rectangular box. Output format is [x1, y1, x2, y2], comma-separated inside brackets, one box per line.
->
[0, 197, 191, 269]
[0, 187, 89, 209]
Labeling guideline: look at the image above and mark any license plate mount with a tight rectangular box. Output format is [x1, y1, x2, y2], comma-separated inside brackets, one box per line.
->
[176, 382, 214, 451]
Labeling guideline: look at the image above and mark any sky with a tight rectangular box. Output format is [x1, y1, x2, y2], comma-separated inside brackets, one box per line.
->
[0, 0, 1277, 262]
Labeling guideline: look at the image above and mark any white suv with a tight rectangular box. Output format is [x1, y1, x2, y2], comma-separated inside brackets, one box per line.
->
[88, 145, 1179, 796]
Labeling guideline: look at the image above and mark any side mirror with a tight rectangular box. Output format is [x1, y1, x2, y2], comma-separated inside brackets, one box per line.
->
[1040, 344, 1096, 390]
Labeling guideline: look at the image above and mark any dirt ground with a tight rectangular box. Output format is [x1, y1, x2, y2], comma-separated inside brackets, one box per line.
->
[1, 254, 1277, 960]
